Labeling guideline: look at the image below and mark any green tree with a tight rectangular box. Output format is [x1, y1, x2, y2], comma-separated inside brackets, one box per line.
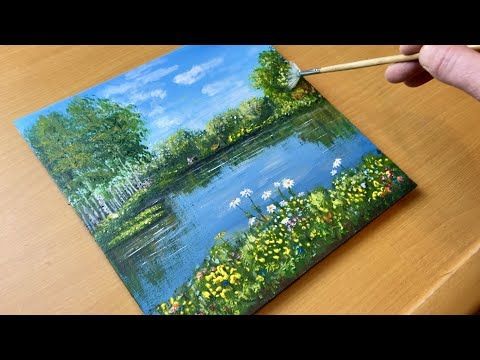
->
[26, 96, 151, 229]
[154, 129, 204, 171]
[250, 47, 320, 116]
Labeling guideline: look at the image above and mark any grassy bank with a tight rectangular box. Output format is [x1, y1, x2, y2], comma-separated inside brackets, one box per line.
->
[93, 189, 165, 250]
[157, 154, 416, 315]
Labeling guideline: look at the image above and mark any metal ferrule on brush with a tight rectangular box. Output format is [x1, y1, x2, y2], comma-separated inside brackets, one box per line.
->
[300, 68, 322, 76]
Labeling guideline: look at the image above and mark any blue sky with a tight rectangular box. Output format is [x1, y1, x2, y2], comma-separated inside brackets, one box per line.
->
[15, 45, 271, 148]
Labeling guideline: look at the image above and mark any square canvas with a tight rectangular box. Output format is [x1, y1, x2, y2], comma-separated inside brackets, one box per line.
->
[15, 46, 416, 314]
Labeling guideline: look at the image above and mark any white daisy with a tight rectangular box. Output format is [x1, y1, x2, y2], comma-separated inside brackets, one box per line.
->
[273, 182, 281, 188]
[261, 190, 272, 200]
[282, 178, 294, 189]
[279, 200, 288, 207]
[360, 182, 366, 188]
[332, 158, 342, 169]
[280, 217, 290, 225]
[298, 192, 305, 197]
[248, 217, 256, 226]
[240, 188, 253, 198]
[229, 197, 241, 208]
[330, 169, 337, 176]
[266, 204, 277, 213]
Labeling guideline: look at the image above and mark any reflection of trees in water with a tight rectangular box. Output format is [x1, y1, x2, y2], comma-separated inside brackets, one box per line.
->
[295, 101, 357, 146]
[107, 213, 183, 298]
[166, 99, 358, 197]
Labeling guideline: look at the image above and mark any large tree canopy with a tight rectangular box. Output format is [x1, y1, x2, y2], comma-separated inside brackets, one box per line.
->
[250, 47, 321, 115]
[26, 97, 150, 201]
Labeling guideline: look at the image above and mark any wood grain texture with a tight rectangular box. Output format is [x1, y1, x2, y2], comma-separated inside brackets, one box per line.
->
[0, 45, 479, 314]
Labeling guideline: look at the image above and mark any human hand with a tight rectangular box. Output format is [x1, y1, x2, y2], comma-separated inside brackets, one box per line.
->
[385, 45, 480, 100]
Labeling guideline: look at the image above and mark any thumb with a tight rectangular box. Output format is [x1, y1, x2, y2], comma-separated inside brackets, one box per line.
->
[419, 45, 480, 100]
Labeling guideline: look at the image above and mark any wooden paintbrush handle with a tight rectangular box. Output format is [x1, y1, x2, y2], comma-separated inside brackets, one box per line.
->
[307, 45, 480, 74]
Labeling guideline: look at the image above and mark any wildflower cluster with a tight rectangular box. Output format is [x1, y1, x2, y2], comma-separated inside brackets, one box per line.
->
[157, 154, 415, 314]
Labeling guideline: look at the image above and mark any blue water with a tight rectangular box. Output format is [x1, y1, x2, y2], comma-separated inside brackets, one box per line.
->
[108, 116, 378, 314]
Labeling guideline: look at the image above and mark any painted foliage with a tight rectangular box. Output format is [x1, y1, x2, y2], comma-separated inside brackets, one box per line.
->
[15, 46, 415, 314]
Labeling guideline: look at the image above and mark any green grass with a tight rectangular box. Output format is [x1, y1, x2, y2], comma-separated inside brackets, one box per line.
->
[157, 154, 416, 315]
[107, 204, 164, 248]
[93, 189, 164, 250]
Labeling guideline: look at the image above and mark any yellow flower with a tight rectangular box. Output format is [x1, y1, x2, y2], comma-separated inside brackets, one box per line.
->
[273, 255, 280, 260]
[273, 248, 281, 253]
[213, 276, 224, 284]
[220, 288, 230, 299]
[230, 273, 241, 284]
[283, 247, 291, 256]
[202, 291, 211, 299]
[218, 268, 227, 277]
[256, 275, 265, 282]
[258, 257, 265, 263]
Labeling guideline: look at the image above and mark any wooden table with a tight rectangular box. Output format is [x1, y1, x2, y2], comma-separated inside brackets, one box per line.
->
[1, 46, 479, 314]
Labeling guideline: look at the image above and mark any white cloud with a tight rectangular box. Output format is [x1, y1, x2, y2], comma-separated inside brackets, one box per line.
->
[102, 65, 177, 100]
[102, 82, 138, 97]
[201, 77, 242, 97]
[128, 88, 167, 104]
[148, 106, 165, 118]
[154, 116, 182, 129]
[137, 65, 179, 84]
[150, 89, 167, 99]
[124, 58, 167, 80]
[201, 81, 227, 96]
[173, 57, 224, 85]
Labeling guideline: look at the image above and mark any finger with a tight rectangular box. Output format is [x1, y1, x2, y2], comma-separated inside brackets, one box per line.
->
[399, 45, 423, 55]
[404, 71, 434, 87]
[419, 45, 480, 100]
[385, 61, 424, 83]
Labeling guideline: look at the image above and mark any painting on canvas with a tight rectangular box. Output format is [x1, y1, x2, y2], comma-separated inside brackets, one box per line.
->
[15, 46, 416, 314]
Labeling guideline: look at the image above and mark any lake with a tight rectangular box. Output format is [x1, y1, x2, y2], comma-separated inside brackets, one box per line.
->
[106, 104, 379, 314]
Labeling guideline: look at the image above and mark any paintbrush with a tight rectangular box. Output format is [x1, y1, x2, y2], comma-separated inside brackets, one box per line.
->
[287, 45, 480, 90]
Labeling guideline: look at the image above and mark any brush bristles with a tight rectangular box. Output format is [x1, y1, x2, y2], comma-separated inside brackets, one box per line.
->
[287, 61, 301, 90]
